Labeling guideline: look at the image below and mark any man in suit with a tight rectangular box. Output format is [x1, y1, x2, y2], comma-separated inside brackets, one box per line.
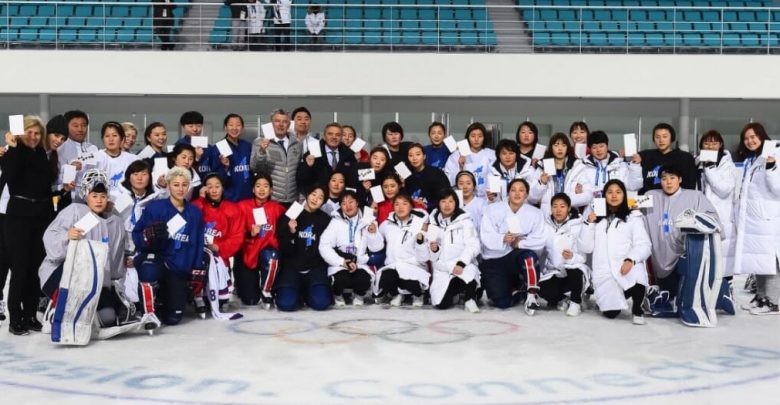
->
[297, 123, 358, 192]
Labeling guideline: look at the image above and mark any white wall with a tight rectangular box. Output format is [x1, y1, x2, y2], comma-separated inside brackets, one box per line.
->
[3, 51, 780, 98]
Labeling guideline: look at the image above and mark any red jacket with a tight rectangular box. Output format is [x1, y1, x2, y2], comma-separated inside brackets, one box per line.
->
[192, 198, 244, 262]
[237, 198, 286, 269]
[376, 199, 426, 225]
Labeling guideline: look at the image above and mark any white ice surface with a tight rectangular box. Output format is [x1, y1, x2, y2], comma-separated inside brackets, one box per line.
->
[0, 276, 778, 405]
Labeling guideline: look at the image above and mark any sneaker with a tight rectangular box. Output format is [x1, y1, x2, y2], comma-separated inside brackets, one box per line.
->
[352, 295, 364, 307]
[556, 299, 569, 312]
[566, 302, 582, 317]
[9, 321, 29, 336]
[25, 318, 43, 332]
[333, 296, 346, 308]
[464, 299, 480, 313]
[749, 297, 780, 315]
[632, 315, 646, 325]
[524, 294, 540, 316]
[0, 300, 5, 322]
[741, 294, 761, 311]
[389, 294, 403, 307]
[194, 297, 207, 319]
[412, 295, 424, 308]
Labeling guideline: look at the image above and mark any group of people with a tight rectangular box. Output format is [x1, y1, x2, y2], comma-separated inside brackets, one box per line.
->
[1, 106, 778, 340]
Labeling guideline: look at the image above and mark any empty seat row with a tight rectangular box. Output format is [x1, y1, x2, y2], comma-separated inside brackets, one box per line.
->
[532, 30, 780, 47]
[0, 27, 155, 44]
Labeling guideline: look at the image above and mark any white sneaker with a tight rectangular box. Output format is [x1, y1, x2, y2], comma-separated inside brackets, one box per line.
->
[412, 295, 424, 308]
[632, 315, 646, 325]
[352, 295, 364, 307]
[0, 300, 6, 322]
[524, 294, 540, 316]
[556, 299, 569, 312]
[748, 297, 780, 315]
[390, 294, 403, 307]
[741, 294, 761, 311]
[566, 302, 582, 317]
[333, 296, 346, 308]
[464, 299, 480, 313]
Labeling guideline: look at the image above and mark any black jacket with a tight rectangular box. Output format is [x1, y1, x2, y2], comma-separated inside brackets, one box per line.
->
[403, 164, 450, 211]
[1, 144, 55, 218]
[297, 141, 359, 192]
[638, 148, 699, 194]
[276, 209, 331, 271]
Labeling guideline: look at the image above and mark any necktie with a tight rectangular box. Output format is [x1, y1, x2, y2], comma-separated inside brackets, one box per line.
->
[330, 150, 338, 170]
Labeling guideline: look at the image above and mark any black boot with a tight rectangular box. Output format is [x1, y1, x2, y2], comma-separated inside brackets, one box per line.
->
[9, 321, 29, 336]
[25, 317, 43, 332]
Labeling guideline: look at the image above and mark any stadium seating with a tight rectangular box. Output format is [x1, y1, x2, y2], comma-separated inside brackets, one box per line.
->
[518, 0, 780, 52]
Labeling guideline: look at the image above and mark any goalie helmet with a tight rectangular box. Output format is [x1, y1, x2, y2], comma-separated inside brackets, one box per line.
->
[674, 209, 720, 234]
[79, 168, 109, 200]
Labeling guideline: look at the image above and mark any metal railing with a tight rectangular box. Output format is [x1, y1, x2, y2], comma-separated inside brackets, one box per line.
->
[1, 1, 779, 54]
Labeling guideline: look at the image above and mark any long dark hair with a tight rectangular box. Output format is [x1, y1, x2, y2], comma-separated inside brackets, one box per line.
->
[602, 179, 630, 221]
[736, 122, 770, 162]
[543, 132, 575, 161]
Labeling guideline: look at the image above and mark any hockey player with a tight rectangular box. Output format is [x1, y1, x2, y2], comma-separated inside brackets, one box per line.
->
[539, 193, 590, 317]
[209, 114, 253, 202]
[275, 185, 332, 311]
[579, 180, 652, 325]
[486, 139, 538, 203]
[319, 190, 383, 307]
[479, 178, 546, 314]
[132, 167, 206, 327]
[642, 165, 722, 325]
[423, 189, 481, 313]
[235, 173, 286, 307]
[444, 122, 496, 198]
[374, 194, 430, 307]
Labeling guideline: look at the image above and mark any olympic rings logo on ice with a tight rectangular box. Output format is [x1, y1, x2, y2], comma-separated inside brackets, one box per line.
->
[228, 317, 522, 345]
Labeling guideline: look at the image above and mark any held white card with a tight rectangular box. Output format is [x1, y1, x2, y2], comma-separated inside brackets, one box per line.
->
[635, 194, 654, 208]
[532, 144, 547, 160]
[575, 143, 587, 159]
[623, 133, 638, 157]
[74, 212, 100, 234]
[699, 149, 718, 163]
[166, 144, 175, 153]
[215, 139, 233, 157]
[61, 164, 77, 184]
[761, 141, 777, 159]
[554, 234, 573, 254]
[362, 206, 375, 224]
[394, 162, 412, 180]
[455, 190, 464, 208]
[191, 136, 209, 148]
[507, 216, 522, 234]
[112, 192, 133, 214]
[9, 115, 24, 136]
[457, 139, 472, 156]
[350, 138, 366, 153]
[543, 158, 556, 176]
[307, 138, 322, 158]
[443, 136, 458, 153]
[77, 152, 96, 166]
[137, 145, 156, 159]
[166, 214, 187, 237]
[252, 207, 267, 225]
[426, 224, 442, 242]
[205, 234, 215, 245]
[285, 201, 304, 220]
[261, 122, 275, 139]
[370, 185, 385, 203]
[488, 175, 502, 194]
[593, 198, 607, 217]
[358, 168, 375, 181]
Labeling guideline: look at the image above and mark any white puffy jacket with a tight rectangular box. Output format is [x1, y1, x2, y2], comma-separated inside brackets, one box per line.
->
[422, 209, 480, 305]
[696, 150, 738, 273]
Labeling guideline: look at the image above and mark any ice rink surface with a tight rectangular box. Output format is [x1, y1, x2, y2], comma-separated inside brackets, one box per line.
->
[0, 279, 778, 405]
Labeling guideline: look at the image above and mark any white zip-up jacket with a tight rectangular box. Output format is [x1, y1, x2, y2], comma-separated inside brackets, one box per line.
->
[318, 209, 383, 277]
[479, 201, 546, 260]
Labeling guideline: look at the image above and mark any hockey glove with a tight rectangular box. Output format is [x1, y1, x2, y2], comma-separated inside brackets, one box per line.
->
[143, 222, 168, 249]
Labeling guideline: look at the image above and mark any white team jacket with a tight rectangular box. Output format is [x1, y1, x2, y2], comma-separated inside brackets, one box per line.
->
[374, 210, 430, 294]
[318, 210, 383, 279]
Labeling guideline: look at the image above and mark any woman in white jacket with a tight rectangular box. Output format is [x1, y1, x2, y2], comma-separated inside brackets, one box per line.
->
[422, 189, 480, 313]
[486, 139, 538, 203]
[374, 194, 430, 307]
[579, 179, 651, 325]
[305, 5, 325, 47]
[444, 122, 496, 198]
[575, 131, 643, 203]
[455, 171, 487, 234]
[733, 123, 780, 315]
[539, 193, 590, 317]
[319, 191, 382, 307]
[529, 133, 589, 215]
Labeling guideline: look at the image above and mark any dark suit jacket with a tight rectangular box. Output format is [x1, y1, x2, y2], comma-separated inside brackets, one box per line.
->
[296, 140, 359, 193]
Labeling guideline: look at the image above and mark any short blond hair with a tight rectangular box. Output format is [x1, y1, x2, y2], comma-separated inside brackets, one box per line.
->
[121, 122, 138, 135]
[166, 166, 191, 185]
[24, 115, 46, 136]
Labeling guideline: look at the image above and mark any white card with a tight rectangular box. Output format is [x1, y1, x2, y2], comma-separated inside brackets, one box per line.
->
[358, 168, 375, 181]
[166, 144, 175, 153]
[507, 216, 522, 234]
[61, 164, 77, 184]
[488, 175, 502, 194]
[457, 139, 472, 156]
[137, 145, 156, 159]
[205, 233, 215, 245]
[9, 114, 24, 136]
[635, 194, 654, 208]
[191, 136, 209, 148]
[426, 224, 442, 242]
[443, 136, 457, 153]
[699, 149, 718, 163]
[623, 133, 638, 157]
[74, 212, 100, 234]
[543, 158, 556, 176]
[77, 151, 96, 166]
[761, 141, 777, 159]
[285, 201, 304, 220]
[554, 234, 573, 254]
[532, 144, 547, 160]
[593, 198, 607, 217]
[370, 185, 385, 203]
[252, 207, 267, 225]
[153, 157, 169, 180]
[261, 122, 275, 139]
[350, 138, 366, 153]
[575, 143, 587, 159]
[394, 162, 412, 180]
[215, 139, 233, 157]
[166, 213, 187, 236]
[307, 138, 322, 158]
[112, 192, 133, 214]
[455, 190, 464, 208]
[362, 206, 375, 224]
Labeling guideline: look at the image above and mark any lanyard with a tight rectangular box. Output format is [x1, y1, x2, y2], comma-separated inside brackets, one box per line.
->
[347, 217, 359, 244]
[594, 160, 607, 186]
[743, 156, 755, 179]
[555, 169, 565, 194]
